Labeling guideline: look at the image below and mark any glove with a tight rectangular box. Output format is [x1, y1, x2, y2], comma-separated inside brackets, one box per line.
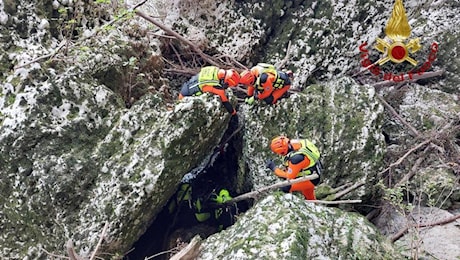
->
[266, 159, 276, 171]
[245, 96, 255, 105]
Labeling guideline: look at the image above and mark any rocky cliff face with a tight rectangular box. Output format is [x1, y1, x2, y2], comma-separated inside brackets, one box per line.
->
[1, 0, 459, 259]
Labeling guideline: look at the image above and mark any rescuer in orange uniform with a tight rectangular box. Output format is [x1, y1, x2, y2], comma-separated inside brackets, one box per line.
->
[239, 63, 292, 105]
[179, 66, 240, 115]
[266, 136, 322, 200]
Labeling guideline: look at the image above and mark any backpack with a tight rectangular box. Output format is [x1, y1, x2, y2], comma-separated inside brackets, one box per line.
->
[254, 63, 289, 90]
[198, 66, 221, 88]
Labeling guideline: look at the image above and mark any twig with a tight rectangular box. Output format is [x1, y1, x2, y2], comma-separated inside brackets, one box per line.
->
[275, 40, 292, 69]
[380, 139, 432, 177]
[394, 151, 428, 188]
[41, 247, 69, 259]
[14, 40, 68, 69]
[144, 247, 181, 260]
[169, 41, 185, 68]
[135, 10, 219, 67]
[130, 0, 148, 10]
[214, 54, 247, 70]
[89, 222, 109, 260]
[391, 213, 460, 242]
[375, 94, 421, 137]
[219, 120, 244, 149]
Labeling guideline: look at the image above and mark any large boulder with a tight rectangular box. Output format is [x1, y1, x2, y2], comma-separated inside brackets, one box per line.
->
[0, 0, 235, 257]
[0, 67, 233, 257]
[199, 193, 402, 259]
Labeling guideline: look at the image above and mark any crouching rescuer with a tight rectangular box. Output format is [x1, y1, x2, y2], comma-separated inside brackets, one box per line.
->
[266, 136, 322, 200]
[178, 66, 240, 115]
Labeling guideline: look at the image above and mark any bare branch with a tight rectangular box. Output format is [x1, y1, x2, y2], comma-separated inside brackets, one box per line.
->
[391, 139, 431, 167]
[214, 54, 248, 70]
[327, 182, 352, 194]
[308, 199, 362, 204]
[394, 151, 428, 188]
[89, 222, 109, 260]
[66, 239, 83, 260]
[41, 246, 69, 259]
[163, 67, 198, 76]
[225, 174, 319, 204]
[375, 94, 421, 137]
[170, 236, 202, 260]
[275, 40, 292, 69]
[145, 248, 181, 260]
[135, 10, 220, 67]
[14, 40, 68, 70]
[329, 180, 366, 200]
[391, 213, 460, 242]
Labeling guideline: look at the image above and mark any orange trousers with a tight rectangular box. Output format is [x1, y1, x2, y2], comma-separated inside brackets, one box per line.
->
[290, 180, 316, 200]
[178, 85, 235, 114]
[270, 85, 290, 104]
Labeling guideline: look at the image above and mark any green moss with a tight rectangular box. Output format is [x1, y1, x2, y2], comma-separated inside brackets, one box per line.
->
[5, 93, 16, 106]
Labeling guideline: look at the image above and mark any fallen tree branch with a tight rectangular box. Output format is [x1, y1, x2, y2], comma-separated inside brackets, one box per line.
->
[163, 67, 198, 76]
[41, 247, 69, 260]
[391, 213, 460, 242]
[380, 139, 432, 178]
[225, 174, 318, 204]
[275, 40, 292, 69]
[330, 180, 366, 200]
[320, 182, 352, 198]
[170, 236, 202, 260]
[89, 222, 109, 260]
[310, 199, 362, 204]
[66, 239, 82, 260]
[145, 247, 182, 260]
[375, 94, 421, 137]
[135, 10, 219, 67]
[226, 174, 363, 204]
[394, 150, 428, 188]
[373, 70, 445, 89]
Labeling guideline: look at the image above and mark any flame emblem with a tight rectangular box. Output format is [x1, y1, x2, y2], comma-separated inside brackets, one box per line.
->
[374, 0, 421, 66]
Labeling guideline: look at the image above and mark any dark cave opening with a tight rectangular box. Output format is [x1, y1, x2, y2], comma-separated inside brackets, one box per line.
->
[125, 120, 252, 260]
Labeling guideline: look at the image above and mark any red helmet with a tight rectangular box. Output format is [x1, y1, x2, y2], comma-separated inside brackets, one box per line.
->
[270, 136, 290, 155]
[217, 69, 226, 80]
[217, 69, 240, 87]
[240, 70, 256, 85]
[224, 69, 240, 87]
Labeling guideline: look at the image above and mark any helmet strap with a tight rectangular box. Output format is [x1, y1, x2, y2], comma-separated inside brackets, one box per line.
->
[288, 143, 293, 153]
